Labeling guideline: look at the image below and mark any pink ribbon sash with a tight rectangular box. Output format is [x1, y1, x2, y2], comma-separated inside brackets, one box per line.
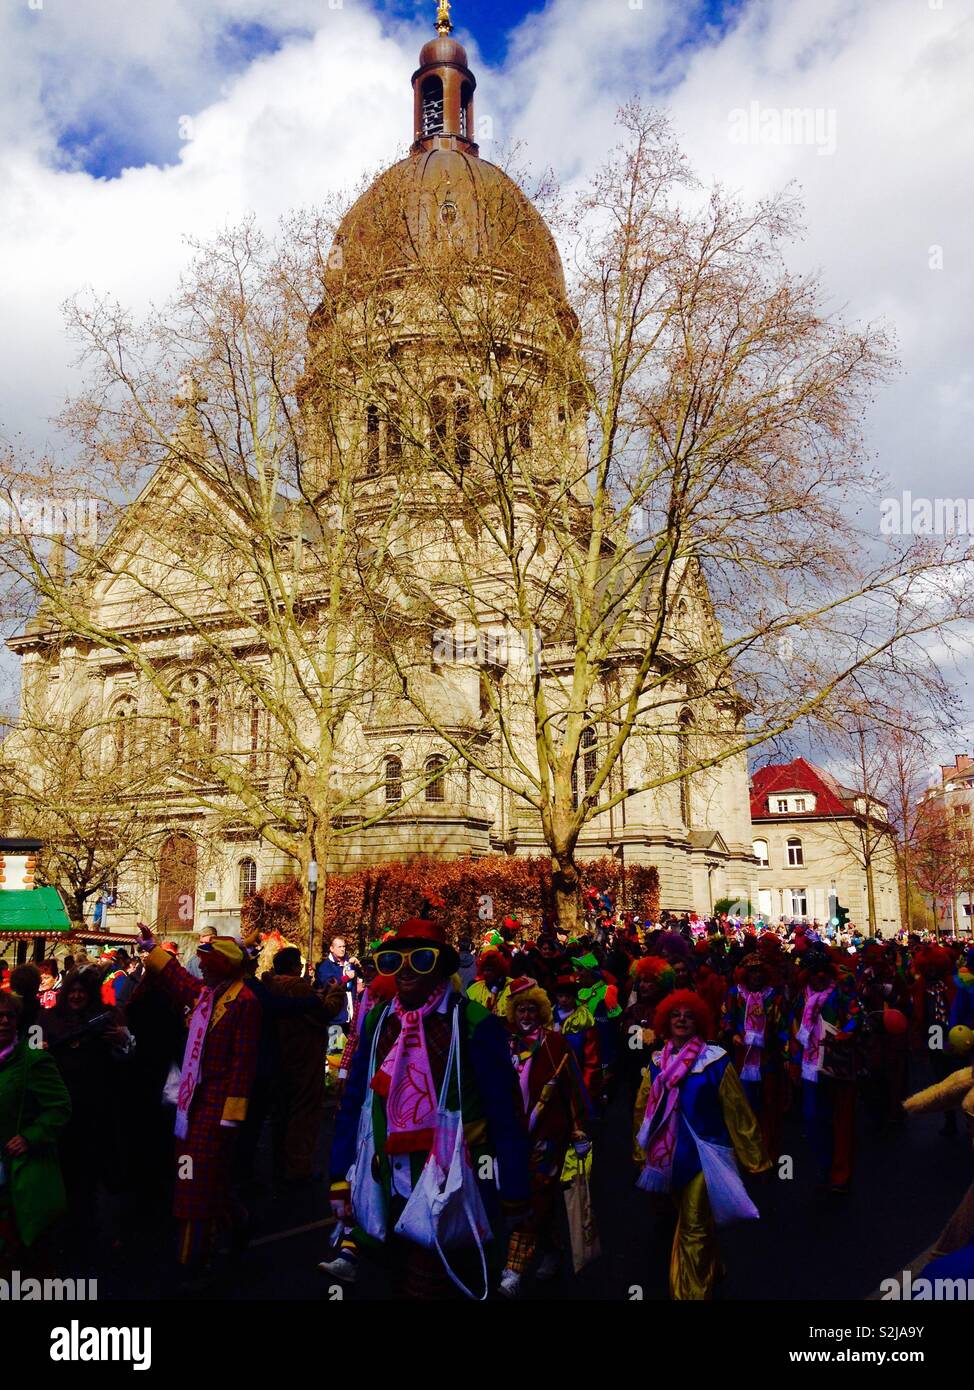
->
[797, 986, 833, 1081]
[371, 984, 445, 1153]
[638, 1035, 706, 1180]
[741, 988, 770, 1082]
[175, 986, 215, 1139]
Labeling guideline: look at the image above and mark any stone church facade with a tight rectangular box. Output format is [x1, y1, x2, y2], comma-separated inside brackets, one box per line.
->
[5, 11, 759, 935]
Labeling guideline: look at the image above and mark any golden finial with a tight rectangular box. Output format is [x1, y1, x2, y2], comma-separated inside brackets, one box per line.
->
[435, 0, 453, 37]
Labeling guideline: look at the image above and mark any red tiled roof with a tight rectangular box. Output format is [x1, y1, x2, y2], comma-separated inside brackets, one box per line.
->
[750, 757, 854, 819]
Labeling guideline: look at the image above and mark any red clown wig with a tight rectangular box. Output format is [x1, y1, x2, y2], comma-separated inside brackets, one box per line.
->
[653, 989, 715, 1042]
[631, 956, 677, 993]
[477, 947, 511, 976]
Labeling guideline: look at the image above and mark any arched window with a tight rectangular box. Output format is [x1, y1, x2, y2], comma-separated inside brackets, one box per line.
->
[365, 394, 402, 474]
[111, 699, 134, 765]
[385, 394, 402, 465]
[455, 392, 470, 473]
[786, 836, 804, 867]
[421, 76, 444, 136]
[425, 755, 446, 803]
[430, 391, 449, 466]
[429, 385, 471, 476]
[502, 387, 533, 456]
[677, 708, 693, 827]
[238, 858, 257, 903]
[365, 403, 380, 475]
[753, 838, 769, 867]
[460, 80, 474, 140]
[249, 699, 261, 773]
[385, 756, 403, 804]
[582, 726, 597, 790]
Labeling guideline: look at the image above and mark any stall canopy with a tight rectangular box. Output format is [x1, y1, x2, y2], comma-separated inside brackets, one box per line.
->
[0, 886, 72, 936]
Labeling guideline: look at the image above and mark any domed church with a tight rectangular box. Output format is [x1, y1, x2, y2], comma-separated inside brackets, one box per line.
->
[6, 2, 760, 936]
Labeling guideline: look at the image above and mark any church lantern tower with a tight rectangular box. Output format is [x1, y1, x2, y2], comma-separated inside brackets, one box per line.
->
[412, 1, 478, 153]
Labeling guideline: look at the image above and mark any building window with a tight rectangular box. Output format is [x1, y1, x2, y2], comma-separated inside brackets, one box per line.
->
[365, 403, 380, 475]
[795, 797, 806, 812]
[678, 709, 693, 828]
[582, 727, 597, 790]
[502, 387, 533, 456]
[207, 698, 219, 753]
[238, 858, 257, 903]
[776, 798, 788, 813]
[384, 756, 403, 804]
[753, 838, 769, 867]
[421, 76, 444, 136]
[249, 702, 259, 770]
[460, 79, 473, 139]
[429, 385, 470, 476]
[425, 755, 446, 802]
[112, 707, 130, 764]
[786, 836, 804, 867]
[790, 888, 808, 917]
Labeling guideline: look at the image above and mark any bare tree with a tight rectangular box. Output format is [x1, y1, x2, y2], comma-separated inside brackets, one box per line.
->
[1, 217, 425, 949]
[321, 105, 974, 929]
[0, 704, 170, 925]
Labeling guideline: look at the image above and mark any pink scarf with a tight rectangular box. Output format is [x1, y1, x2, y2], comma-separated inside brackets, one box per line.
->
[371, 984, 446, 1153]
[741, 988, 771, 1082]
[175, 986, 216, 1139]
[797, 986, 833, 1081]
[638, 1035, 706, 1179]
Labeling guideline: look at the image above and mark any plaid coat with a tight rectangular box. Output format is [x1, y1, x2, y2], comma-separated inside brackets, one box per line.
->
[146, 948, 260, 1220]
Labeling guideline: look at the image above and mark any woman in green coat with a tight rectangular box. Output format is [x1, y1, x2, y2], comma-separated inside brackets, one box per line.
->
[0, 991, 72, 1269]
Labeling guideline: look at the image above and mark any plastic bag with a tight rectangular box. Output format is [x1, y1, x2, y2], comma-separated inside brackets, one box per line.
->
[686, 1120, 759, 1228]
[394, 1003, 491, 1299]
[348, 1006, 390, 1241]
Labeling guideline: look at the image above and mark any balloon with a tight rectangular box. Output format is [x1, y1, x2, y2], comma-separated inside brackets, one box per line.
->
[948, 1024, 974, 1055]
[882, 1008, 908, 1035]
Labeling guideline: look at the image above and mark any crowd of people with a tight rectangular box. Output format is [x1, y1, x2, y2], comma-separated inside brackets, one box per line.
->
[0, 894, 972, 1301]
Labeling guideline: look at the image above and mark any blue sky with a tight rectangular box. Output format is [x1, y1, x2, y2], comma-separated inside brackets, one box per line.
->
[49, 0, 745, 180]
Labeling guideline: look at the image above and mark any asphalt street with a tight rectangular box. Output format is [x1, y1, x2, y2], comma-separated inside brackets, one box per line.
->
[83, 1067, 973, 1302]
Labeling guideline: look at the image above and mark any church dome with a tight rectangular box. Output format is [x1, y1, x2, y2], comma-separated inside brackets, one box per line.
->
[325, 146, 566, 303]
[418, 35, 469, 69]
[316, 5, 567, 315]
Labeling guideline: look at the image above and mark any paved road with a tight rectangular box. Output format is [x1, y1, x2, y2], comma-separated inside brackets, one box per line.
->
[86, 1065, 973, 1302]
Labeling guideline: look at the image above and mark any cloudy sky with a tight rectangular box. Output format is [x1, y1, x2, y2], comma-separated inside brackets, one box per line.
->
[2, 0, 973, 743]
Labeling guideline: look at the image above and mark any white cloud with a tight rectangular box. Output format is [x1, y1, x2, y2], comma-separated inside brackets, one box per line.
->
[1, 0, 973, 682]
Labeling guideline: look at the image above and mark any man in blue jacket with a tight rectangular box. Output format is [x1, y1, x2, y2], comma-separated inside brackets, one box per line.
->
[327, 911, 530, 1297]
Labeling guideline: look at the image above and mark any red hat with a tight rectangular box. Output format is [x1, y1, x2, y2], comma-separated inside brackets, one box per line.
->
[377, 917, 459, 974]
[555, 973, 580, 991]
[508, 975, 539, 998]
[161, 941, 180, 956]
[913, 944, 953, 981]
[477, 947, 511, 974]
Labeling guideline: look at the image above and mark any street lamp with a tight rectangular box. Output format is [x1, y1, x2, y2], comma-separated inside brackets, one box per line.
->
[307, 858, 319, 975]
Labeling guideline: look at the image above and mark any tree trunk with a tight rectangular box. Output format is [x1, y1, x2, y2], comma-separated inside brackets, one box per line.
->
[865, 855, 878, 938]
[551, 851, 581, 935]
